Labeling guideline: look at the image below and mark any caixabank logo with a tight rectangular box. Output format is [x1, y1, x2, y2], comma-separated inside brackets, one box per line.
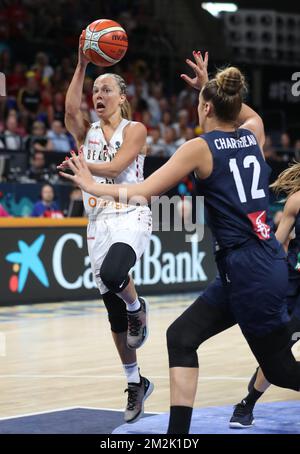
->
[2, 230, 96, 304]
[1, 228, 216, 304]
[5, 235, 49, 293]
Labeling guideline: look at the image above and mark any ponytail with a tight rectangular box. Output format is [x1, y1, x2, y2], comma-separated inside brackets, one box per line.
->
[121, 98, 132, 120]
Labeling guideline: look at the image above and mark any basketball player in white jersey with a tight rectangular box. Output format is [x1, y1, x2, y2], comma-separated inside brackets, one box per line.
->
[58, 37, 154, 423]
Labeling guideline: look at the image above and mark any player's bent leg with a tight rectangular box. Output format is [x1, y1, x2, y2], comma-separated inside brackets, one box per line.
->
[100, 243, 149, 349]
[245, 323, 300, 391]
[102, 291, 153, 422]
[166, 283, 235, 434]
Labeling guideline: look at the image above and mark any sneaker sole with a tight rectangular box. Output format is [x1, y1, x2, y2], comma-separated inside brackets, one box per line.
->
[127, 297, 149, 350]
[125, 381, 154, 424]
[229, 420, 255, 429]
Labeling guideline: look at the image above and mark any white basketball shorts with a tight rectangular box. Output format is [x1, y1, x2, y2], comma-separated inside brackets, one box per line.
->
[87, 206, 152, 294]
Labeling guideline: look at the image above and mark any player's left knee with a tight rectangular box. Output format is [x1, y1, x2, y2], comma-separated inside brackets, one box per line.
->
[100, 263, 130, 293]
[166, 319, 199, 368]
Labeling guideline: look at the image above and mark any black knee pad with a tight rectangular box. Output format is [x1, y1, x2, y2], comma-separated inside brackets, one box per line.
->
[99, 243, 136, 293]
[167, 319, 199, 368]
[167, 295, 235, 368]
[102, 291, 128, 333]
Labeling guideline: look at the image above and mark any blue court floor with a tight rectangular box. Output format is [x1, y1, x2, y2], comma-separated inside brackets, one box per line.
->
[113, 401, 300, 434]
[0, 401, 299, 434]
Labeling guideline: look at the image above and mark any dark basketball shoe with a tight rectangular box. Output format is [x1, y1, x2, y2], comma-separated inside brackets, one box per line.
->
[127, 297, 149, 349]
[229, 400, 255, 429]
[124, 375, 154, 424]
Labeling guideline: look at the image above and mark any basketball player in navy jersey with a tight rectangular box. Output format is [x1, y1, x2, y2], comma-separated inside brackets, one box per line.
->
[59, 37, 154, 424]
[229, 162, 300, 428]
[60, 52, 300, 434]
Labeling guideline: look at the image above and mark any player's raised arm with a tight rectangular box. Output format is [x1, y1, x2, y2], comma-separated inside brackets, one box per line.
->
[64, 34, 90, 146]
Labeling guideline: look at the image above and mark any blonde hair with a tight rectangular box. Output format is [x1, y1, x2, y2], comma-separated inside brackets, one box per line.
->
[270, 161, 300, 196]
[101, 73, 132, 120]
[202, 66, 247, 122]
[120, 98, 132, 120]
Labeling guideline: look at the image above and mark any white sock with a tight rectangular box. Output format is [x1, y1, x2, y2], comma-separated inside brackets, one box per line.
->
[126, 297, 141, 312]
[123, 362, 140, 383]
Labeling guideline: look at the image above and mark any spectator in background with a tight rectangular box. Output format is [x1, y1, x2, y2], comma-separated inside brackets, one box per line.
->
[175, 126, 195, 148]
[32, 51, 54, 83]
[279, 132, 292, 162]
[3, 114, 22, 150]
[293, 139, 300, 161]
[26, 151, 48, 181]
[50, 92, 65, 125]
[47, 119, 71, 152]
[67, 186, 84, 217]
[25, 120, 52, 154]
[130, 79, 149, 122]
[6, 62, 26, 98]
[172, 109, 190, 141]
[141, 110, 153, 132]
[31, 183, 63, 217]
[17, 72, 41, 129]
[263, 134, 279, 161]
[163, 126, 177, 157]
[146, 127, 166, 157]
[177, 83, 199, 111]
[159, 110, 172, 137]
[69, 186, 83, 202]
[147, 84, 163, 126]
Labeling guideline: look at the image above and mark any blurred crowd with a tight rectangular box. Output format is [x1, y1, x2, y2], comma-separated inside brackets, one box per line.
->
[0, 47, 298, 167]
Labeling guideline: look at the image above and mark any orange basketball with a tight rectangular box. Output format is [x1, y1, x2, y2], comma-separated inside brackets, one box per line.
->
[81, 19, 128, 67]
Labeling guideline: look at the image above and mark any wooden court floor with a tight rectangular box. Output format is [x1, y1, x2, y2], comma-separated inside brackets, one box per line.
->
[0, 294, 298, 418]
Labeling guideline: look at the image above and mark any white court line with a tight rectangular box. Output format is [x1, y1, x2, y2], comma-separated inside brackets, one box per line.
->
[82, 406, 162, 415]
[0, 406, 160, 421]
[0, 406, 77, 420]
[0, 374, 249, 381]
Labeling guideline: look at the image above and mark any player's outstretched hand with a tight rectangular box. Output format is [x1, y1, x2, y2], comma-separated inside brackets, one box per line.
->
[57, 155, 72, 171]
[59, 149, 93, 193]
[57, 147, 83, 171]
[181, 50, 209, 90]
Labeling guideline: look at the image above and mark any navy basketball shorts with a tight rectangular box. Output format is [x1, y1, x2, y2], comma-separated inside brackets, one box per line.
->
[215, 241, 290, 337]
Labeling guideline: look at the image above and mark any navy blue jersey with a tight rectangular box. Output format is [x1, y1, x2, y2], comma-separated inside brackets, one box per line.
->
[196, 128, 280, 252]
[287, 211, 300, 279]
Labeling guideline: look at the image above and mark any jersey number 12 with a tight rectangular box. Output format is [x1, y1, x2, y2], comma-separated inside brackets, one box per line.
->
[229, 156, 266, 203]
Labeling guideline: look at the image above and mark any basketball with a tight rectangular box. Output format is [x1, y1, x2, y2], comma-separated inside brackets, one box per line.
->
[80, 19, 128, 67]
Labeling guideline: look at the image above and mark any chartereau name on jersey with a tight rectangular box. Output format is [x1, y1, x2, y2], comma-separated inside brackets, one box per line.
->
[214, 134, 257, 150]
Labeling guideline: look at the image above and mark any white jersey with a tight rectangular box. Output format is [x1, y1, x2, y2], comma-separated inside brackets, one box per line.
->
[82, 118, 145, 217]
